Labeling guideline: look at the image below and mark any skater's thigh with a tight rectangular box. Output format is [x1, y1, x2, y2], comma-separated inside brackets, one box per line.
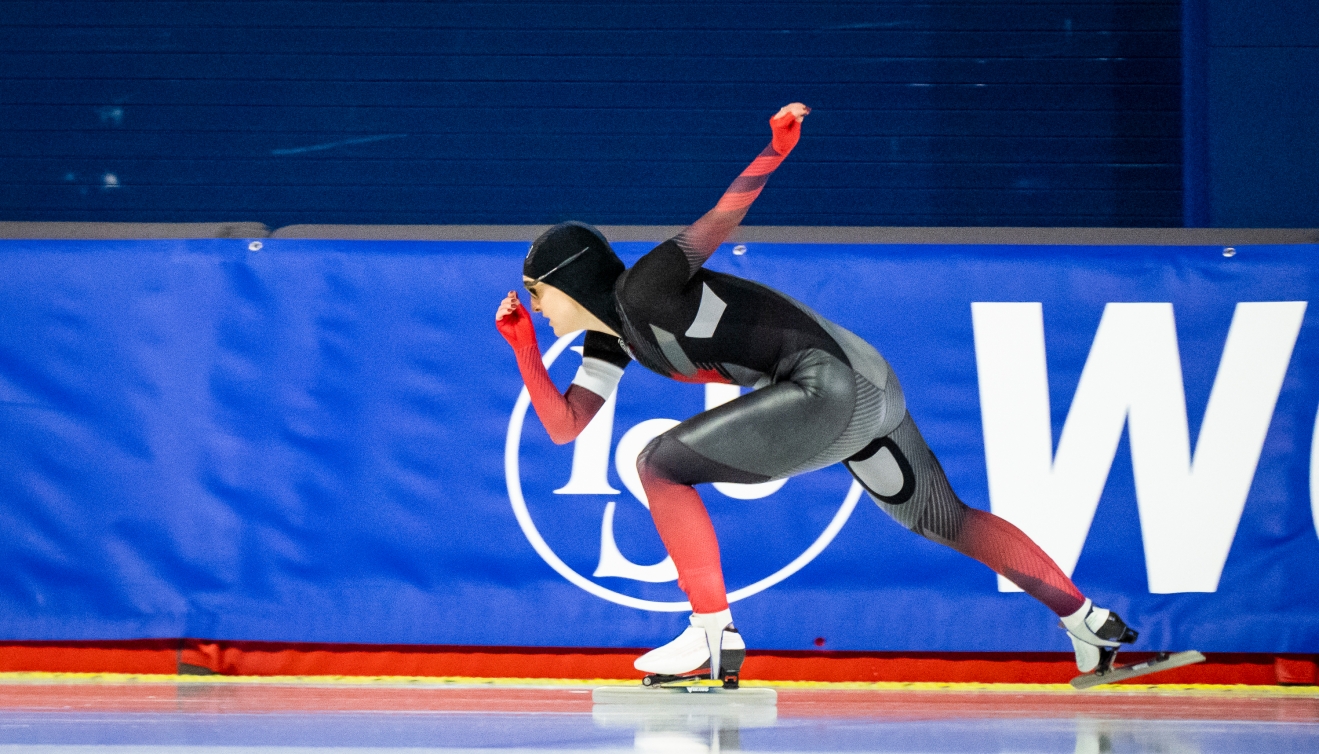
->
[844, 412, 968, 539]
[642, 349, 856, 485]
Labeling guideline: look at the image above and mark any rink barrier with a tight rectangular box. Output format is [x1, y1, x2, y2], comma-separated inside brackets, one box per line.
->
[1, 224, 1317, 684]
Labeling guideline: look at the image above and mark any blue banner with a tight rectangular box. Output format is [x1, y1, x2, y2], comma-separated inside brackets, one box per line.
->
[0, 239, 1316, 653]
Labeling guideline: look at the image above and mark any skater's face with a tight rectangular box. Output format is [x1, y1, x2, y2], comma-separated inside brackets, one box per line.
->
[523, 277, 597, 337]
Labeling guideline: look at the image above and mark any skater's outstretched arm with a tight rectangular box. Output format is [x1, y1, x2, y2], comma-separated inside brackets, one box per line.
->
[496, 292, 621, 444]
[671, 103, 810, 278]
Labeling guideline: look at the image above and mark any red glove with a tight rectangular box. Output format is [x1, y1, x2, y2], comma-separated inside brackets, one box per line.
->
[496, 294, 538, 351]
[495, 291, 605, 445]
[770, 107, 809, 156]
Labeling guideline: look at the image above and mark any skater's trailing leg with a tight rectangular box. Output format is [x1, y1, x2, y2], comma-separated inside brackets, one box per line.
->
[849, 413, 1086, 617]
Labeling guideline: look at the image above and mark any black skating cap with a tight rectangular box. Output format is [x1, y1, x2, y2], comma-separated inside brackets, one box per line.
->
[524, 221, 624, 333]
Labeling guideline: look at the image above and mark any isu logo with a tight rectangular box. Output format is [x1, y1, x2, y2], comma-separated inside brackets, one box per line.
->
[505, 331, 862, 611]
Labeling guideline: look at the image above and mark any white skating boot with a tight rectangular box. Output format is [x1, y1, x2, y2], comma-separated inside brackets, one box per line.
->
[634, 609, 746, 688]
[1061, 598, 1139, 675]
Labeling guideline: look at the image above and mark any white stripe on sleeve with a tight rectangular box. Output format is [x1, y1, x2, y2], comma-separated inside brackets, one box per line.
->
[571, 357, 625, 398]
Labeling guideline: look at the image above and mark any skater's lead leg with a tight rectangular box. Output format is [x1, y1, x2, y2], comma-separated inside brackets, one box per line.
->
[637, 465, 729, 614]
[635, 364, 855, 619]
[636, 447, 736, 680]
[634, 395, 826, 682]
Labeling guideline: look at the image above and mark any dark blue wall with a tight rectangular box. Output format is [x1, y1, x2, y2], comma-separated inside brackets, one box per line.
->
[2, 1, 1181, 227]
[1185, 0, 1317, 227]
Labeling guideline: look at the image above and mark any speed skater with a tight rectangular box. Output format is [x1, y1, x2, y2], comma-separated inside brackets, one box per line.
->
[495, 103, 1136, 687]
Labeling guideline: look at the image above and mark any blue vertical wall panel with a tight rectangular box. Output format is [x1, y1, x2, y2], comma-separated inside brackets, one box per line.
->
[1203, 0, 1319, 228]
[1181, 0, 1210, 227]
[1, 1, 1181, 226]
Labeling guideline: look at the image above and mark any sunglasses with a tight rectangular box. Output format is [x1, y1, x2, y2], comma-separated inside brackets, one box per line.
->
[526, 246, 589, 288]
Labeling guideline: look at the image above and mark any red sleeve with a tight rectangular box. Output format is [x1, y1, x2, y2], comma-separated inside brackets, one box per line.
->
[670, 109, 806, 275]
[497, 299, 608, 444]
[510, 342, 607, 445]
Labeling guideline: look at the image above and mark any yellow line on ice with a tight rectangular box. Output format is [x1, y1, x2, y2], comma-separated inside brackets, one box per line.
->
[743, 679, 1319, 696]
[0, 672, 617, 688]
[0, 672, 1312, 696]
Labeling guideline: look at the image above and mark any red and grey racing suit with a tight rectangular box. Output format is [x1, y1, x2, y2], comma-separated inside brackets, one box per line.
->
[499, 112, 1086, 617]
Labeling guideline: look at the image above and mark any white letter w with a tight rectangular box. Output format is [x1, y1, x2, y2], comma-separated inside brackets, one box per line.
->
[972, 301, 1305, 594]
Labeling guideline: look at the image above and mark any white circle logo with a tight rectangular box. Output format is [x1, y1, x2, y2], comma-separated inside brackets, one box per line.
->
[505, 331, 863, 611]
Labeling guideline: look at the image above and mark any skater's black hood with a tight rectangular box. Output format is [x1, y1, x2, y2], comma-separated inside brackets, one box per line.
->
[524, 221, 625, 333]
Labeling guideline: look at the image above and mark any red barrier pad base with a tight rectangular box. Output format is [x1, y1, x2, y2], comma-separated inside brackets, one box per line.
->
[1275, 656, 1319, 685]
[0, 640, 1301, 685]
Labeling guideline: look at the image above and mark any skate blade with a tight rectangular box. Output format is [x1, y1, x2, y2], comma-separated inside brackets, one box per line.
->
[593, 685, 776, 705]
[1070, 650, 1206, 690]
[641, 671, 740, 689]
[655, 677, 724, 689]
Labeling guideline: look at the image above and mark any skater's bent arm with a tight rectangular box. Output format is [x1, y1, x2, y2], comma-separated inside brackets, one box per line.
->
[535, 383, 610, 445]
[496, 293, 620, 444]
[670, 103, 809, 276]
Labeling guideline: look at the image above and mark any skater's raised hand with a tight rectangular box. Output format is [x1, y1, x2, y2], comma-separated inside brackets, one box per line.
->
[769, 102, 810, 156]
[773, 102, 810, 123]
[496, 290, 537, 349]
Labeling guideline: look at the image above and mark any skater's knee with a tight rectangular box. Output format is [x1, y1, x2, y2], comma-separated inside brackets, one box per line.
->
[637, 434, 681, 486]
[639, 429, 773, 488]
